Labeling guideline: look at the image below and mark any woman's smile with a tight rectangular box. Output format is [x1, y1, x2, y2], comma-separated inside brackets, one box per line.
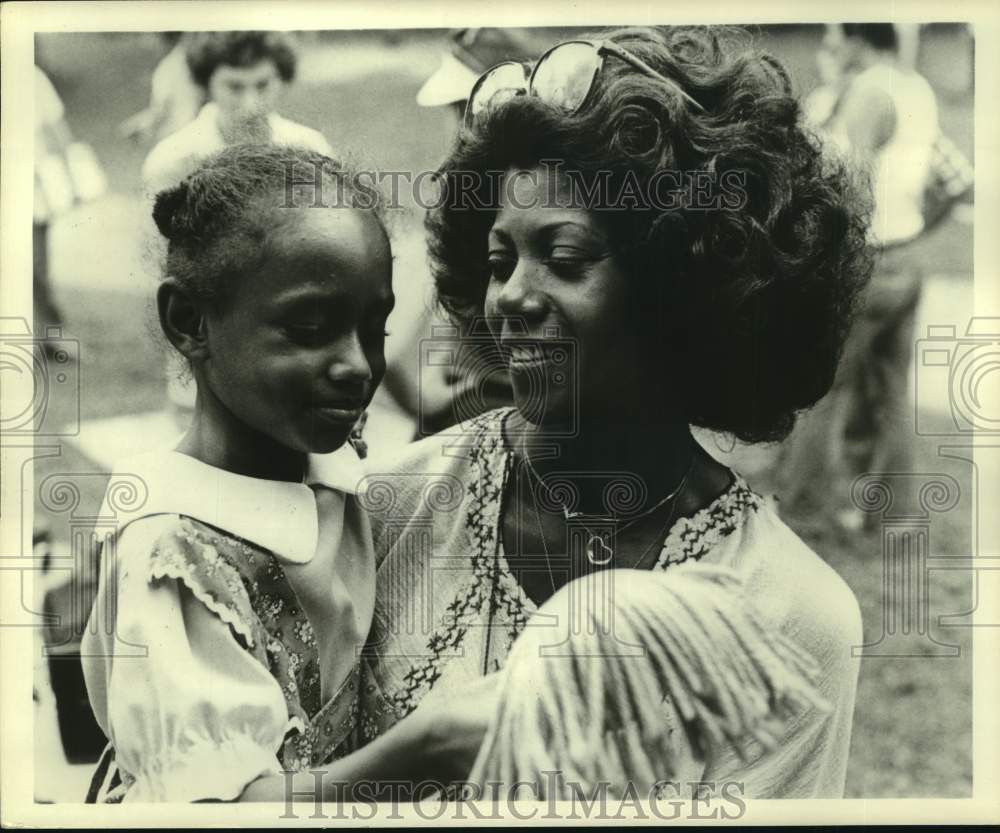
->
[485, 166, 643, 426]
[504, 341, 562, 369]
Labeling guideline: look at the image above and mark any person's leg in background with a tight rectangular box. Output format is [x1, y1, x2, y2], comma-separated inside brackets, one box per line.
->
[842, 243, 923, 527]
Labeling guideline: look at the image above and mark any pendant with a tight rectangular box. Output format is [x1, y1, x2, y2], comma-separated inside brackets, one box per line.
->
[587, 534, 614, 566]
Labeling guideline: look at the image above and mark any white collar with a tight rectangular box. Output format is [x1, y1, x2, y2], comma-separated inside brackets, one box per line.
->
[99, 443, 365, 565]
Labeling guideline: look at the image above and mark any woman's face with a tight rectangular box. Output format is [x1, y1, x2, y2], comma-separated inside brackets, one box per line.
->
[200, 204, 394, 454]
[484, 166, 648, 428]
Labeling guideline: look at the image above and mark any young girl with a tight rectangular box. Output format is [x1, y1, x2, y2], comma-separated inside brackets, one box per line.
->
[82, 143, 403, 803]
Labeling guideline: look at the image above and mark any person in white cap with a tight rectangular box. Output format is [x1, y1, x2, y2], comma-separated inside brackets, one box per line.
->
[372, 30, 547, 444]
[416, 28, 541, 112]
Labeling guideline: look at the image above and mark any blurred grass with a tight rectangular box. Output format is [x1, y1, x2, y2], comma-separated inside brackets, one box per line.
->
[32, 24, 975, 798]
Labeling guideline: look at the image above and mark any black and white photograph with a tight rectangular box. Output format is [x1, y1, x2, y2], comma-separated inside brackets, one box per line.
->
[1, 0, 998, 825]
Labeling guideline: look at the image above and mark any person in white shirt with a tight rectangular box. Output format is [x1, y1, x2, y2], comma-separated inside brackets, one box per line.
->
[142, 30, 332, 195]
[779, 23, 939, 529]
[34, 66, 108, 337]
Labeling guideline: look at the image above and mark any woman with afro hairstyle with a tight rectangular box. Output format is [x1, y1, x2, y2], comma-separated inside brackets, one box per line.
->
[357, 25, 874, 800]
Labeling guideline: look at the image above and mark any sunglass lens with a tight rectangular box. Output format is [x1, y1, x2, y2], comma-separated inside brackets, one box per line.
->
[531, 42, 602, 111]
[468, 62, 529, 123]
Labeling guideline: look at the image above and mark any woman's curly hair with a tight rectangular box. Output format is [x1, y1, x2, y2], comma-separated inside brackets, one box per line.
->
[426, 25, 874, 443]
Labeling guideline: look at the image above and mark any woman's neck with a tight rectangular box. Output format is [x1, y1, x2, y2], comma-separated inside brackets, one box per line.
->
[507, 408, 706, 515]
[176, 386, 307, 483]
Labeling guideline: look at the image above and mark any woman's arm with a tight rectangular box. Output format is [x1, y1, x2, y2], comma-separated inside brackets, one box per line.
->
[240, 674, 503, 802]
[239, 714, 431, 802]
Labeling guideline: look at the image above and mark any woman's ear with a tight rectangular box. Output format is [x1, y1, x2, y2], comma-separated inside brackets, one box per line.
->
[157, 280, 209, 362]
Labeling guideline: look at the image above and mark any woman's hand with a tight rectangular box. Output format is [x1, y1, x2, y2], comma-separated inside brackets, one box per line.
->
[408, 673, 504, 784]
[237, 674, 504, 803]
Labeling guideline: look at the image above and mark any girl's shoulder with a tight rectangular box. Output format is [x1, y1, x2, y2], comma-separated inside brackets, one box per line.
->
[115, 514, 261, 649]
[114, 511, 266, 568]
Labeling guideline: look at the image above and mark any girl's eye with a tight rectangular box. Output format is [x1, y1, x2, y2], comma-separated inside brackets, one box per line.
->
[282, 324, 327, 346]
[487, 254, 515, 282]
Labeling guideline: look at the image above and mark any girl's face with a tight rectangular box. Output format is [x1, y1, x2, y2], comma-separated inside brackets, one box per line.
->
[484, 166, 649, 427]
[200, 204, 393, 454]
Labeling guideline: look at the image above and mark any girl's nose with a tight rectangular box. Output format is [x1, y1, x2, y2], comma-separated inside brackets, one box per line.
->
[326, 334, 373, 385]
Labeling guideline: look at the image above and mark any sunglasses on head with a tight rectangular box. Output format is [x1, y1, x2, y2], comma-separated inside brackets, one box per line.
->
[464, 38, 705, 128]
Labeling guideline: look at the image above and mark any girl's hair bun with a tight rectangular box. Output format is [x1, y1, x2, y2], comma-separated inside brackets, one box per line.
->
[152, 181, 191, 242]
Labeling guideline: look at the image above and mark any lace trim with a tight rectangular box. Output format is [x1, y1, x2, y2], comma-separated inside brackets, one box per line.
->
[148, 522, 257, 648]
[655, 474, 762, 569]
[486, 409, 763, 622]
[390, 410, 509, 715]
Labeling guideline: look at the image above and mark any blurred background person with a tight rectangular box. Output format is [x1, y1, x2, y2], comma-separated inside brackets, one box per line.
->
[778, 23, 939, 529]
[34, 65, 108, 340]
[118, 33, 205, 145]
[34, 62, 111, 769]
[142, 30, 331, 194]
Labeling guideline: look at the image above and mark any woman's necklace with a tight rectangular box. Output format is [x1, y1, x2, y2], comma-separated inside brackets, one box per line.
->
[522, 449, 697, 566]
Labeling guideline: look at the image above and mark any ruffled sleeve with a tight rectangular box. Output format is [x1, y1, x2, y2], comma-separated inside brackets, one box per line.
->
[97, 517, 292, 802]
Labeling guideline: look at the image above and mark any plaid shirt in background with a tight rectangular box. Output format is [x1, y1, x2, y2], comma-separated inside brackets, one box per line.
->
[923, 132, 974, 230]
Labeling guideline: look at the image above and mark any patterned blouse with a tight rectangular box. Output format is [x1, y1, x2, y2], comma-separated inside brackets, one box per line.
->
[359, 408, 863, 797]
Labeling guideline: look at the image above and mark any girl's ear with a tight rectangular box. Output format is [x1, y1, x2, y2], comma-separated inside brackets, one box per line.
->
[157, 280, 209, 362]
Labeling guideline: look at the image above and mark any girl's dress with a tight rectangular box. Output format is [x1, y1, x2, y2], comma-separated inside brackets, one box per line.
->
[81, 444, 373, 803]
[359, 408, 864, 798]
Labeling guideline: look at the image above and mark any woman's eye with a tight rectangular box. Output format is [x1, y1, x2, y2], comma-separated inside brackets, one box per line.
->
[487, 255, 515, 282]
[545, 256, 588, 277]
